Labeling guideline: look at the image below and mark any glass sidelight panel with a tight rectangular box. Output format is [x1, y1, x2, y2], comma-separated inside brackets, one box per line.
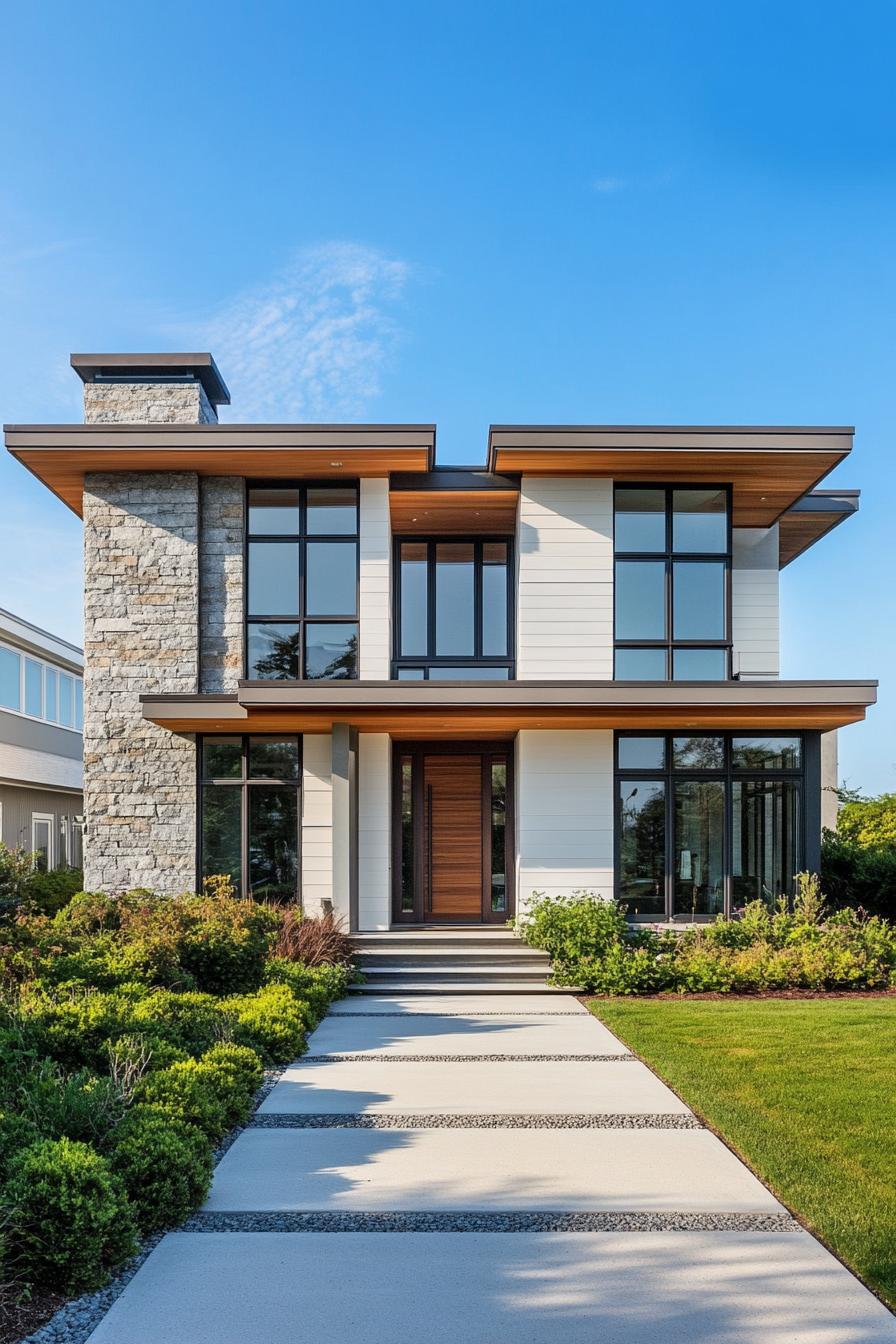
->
[673, 779, 725, 918]
[435, 543, 475, 655]
[732, 779, 800, 905]
[618, 779, 666, 916]
[400, 757, 414, 913]
[491, 761, 507, 912]
[248, 787, 298, 902]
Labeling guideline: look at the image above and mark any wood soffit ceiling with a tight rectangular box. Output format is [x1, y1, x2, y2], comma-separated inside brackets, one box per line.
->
[5, 424, 852, 527]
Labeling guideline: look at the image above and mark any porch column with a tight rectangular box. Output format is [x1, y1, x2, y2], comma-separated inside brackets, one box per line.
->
[331, 722, 359, 931]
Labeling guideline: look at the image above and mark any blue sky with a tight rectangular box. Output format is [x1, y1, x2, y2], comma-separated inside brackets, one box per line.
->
[1, 0, 893, 791]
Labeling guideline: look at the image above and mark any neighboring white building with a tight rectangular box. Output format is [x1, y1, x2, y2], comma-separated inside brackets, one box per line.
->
[4, 354, 873, 921]
[0, 606, 84, 869]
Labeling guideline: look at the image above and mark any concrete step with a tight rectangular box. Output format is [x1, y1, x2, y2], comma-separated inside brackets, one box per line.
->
[349, 980, 573, 994]
[355, 951, 551, 968]
[359, 963, 550, 979]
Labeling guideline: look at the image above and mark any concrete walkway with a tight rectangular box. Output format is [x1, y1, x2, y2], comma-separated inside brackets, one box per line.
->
[87, 994, 896, 1343]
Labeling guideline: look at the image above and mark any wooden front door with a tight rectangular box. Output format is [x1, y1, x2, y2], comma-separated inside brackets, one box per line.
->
[392, 742, 513, 925]
[424, 754, 483, 920]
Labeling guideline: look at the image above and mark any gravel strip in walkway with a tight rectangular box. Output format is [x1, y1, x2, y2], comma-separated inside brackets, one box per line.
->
[250, 1111, 705, 1129]
[183, 1210, 801, 1234]
[301, 1052, 636, 1062]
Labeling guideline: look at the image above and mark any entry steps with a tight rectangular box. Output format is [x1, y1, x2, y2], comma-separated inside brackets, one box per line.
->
[347, 927, 565, 994]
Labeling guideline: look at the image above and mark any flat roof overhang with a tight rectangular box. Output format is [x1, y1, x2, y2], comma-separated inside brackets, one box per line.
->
[487, 425, 854, 528]
[3, 424, 437, 516]
[389, 469, 520, 534]
[778, 490, 860, 567]
[140, 679, 877, 737]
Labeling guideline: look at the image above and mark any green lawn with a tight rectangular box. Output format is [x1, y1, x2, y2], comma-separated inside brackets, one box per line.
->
[590, 997, 896, 1308]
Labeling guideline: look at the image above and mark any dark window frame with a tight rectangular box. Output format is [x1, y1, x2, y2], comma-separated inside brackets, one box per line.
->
[614, 730, 807, 922]
[244, 480, 360, 681]
[391, 535, 516, 679]
[197, 734, 303, 901]
[613, 484, 733, 681]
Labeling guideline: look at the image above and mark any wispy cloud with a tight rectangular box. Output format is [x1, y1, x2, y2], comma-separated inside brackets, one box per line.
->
[175, 242, 412, 421]
[592, 176, 627, 195]
[1, 238, 84, 267]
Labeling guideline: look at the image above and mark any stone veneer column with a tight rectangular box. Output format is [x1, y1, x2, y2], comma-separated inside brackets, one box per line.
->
[82, 381, 217, 424]
[199, 478, 245, 692]
[83, 472, 200, 894]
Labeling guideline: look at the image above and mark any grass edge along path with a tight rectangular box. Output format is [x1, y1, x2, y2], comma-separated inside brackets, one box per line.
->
[588, 997, 896, 1312]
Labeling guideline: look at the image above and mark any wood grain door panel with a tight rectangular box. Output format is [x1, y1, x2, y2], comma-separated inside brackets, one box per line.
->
[424, 755, 483, 919]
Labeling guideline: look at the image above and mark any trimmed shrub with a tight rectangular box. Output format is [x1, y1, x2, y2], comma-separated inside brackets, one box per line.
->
[21, 868, 84, 917]
[16, 1061, 126, 1147]
[264, 959, 351, 1025]
[198, 1043, 264, 1127]
[4, 1137, 137, 1292]
[110, 1104, 212, 1234]
[0, 1110, 40, 1182]
[137, 1058, 230, 1141]
[220, 982, 307, 1064]
[176, 896, 280, 994]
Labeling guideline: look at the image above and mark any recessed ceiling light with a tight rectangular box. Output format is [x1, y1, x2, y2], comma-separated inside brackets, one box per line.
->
[330, 460, 343, 467]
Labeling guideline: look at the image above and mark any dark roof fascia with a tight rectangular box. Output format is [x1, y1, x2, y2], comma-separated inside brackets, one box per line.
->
[71, 353, 231, 406]
[390, 469, 520, 492]
[779, 489, 861, 568]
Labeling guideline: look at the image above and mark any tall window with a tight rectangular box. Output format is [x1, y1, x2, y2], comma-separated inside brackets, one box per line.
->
[614, 487, 730, 680]
[200, 736, 301, 901]
[393, 539, 514, 679]
[246, 485, 359, 680]
[616, 732, 803, 921]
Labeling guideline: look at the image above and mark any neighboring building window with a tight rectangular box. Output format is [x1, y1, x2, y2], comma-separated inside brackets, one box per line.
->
[393, 539, 514, 679]
[615, 732, 803, 921]
[0, 641, 83, 729]
[246, 485, 359, 681]
[614, 487, 731, 680]
[32, 813, 54, 871]
[199, 736, 301, 901]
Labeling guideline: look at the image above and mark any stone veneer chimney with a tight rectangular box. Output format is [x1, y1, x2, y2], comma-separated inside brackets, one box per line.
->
[71, 352, 230, 424]
[76, 352, 238, 894]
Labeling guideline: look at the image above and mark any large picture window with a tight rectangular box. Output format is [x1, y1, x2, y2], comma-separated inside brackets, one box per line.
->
[200, 736, 301, 902]
[614, 486, 731, 681]
[246, 485, 359, 680]
[616, 732, 804, 921]
[393, 538, 514, 679]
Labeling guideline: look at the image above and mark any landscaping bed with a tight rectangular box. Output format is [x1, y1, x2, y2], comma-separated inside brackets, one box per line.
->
[590, 996, 896, 1310]
[0, 882, 353, 1339]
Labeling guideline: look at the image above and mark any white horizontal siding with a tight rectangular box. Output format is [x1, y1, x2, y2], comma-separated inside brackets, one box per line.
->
[517, 478, 613, 680]
[301, 734, 332, 917]
[359, 479, 391, 679]
[0, 741, 83, 792]
[732, 526, 779, 679]
[516, 729, 614, 914]
[358, 733, 391, 930]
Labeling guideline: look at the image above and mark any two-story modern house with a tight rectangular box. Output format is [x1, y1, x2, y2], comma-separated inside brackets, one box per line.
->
[0, 606, 84, 869]
[4, 355, 874, 969]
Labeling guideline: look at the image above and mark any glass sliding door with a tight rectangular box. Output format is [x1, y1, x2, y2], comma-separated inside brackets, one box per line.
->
[732, 779, 801, 907]
[618, 779, 666, 917]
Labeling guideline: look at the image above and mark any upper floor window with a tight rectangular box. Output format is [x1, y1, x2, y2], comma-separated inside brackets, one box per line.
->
[393, 539, 514, 679]
[614, 486, 731, 680]
[0, 641, 83, 730]
[246, 485, 359, 680]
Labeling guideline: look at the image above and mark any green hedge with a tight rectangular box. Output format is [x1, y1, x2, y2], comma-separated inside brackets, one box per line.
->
[0, 887, 354, 1297]
[517, 882, 896, 994]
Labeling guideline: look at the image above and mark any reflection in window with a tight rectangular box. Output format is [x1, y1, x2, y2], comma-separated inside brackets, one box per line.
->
[672, 562, 726, 640]
[614, 488, 666, 552]
[25, 659, 42, 717]
[200, 737, 301, 902]
[615, 647, 667, 680]
[0, 647, 20, 711]
[672, 648, 728, 680]
[672, 489, 728, 553]
[732, 779, 800, 906]
[246, 485, 358, 680]
[615, 561, 665, 641]
[674, 779, 725, 919]
[618, 779, 665, 916]
[393, 538, 513, 678]
[616, 732, 804, 921]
